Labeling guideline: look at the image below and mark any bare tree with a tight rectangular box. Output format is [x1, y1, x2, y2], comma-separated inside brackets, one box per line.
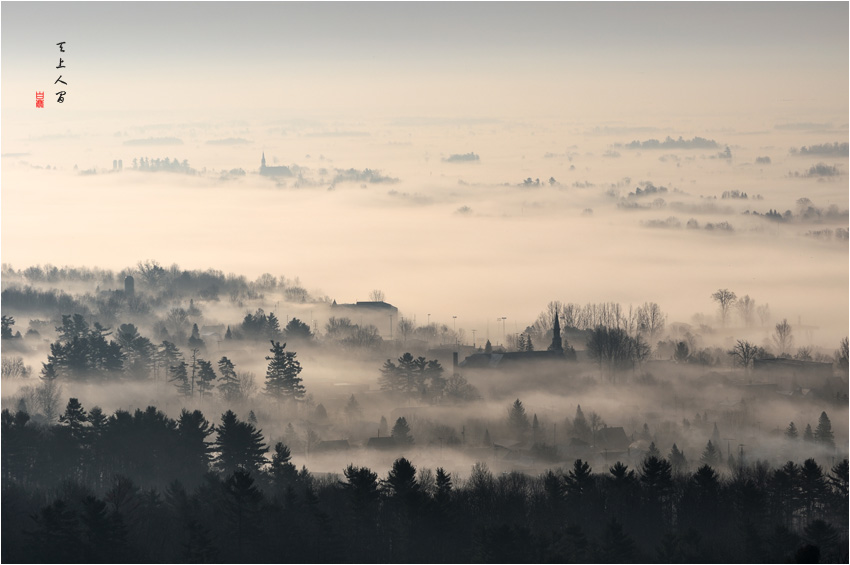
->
[736, 295, 755, 327]
[397, 318, 414, 345]
[369, 289, 385, 302]
[773, 319, 793, 356]
[136, 259, 166, 286]
[756, 303, 771, 327]
[711, 289, 737, 327]
[237, 370, 257, 399]
[728, 340, 761, 372]
[35, 378, 63, 422]
[637, 302, 666, 345]
[836, 337, 849, 372]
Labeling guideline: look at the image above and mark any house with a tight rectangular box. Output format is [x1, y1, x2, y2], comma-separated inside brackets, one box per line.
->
[366, 436, 397, 450]
[331, 300, 399, 336]
[753, 358, 834, 390]
[313, 439, 350, 453]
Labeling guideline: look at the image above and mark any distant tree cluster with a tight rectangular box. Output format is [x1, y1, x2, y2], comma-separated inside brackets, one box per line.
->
[622, 136, 719, 150]
[792, 142, 849, 157]
[443, 152, 480, 162]
[379, 353, 445, 400]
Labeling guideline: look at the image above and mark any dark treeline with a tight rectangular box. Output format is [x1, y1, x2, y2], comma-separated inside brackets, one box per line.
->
[2, 400, 847, 564]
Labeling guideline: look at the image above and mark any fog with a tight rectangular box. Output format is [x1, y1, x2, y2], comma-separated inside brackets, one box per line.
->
[1, 6, 848, 560]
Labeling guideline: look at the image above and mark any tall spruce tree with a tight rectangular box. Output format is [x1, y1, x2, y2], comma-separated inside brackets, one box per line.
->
[814, 412, 835, 448]
[264, 341, 304, 402]
[217, 357, 240, 402]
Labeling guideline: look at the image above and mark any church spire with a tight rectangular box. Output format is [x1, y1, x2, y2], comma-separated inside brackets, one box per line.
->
[549, 308, 563, 352]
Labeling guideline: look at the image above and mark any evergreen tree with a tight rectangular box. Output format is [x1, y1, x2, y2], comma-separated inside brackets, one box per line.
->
[169, 361, 190, 396]
[214, 410, 268, 476]
[264, 341, 305, 402]
[384, 457, 420, 501]
[157, 340, 182, 382]
[270, 442, 297, 489]
[532, 414, 540, 443]
[379, 415, 389, 437]
[517, 334, 526, 352]
[669, 443, 688, 475]
[59, 397, 89, 443]
[175, 409, 215, 482]
[266, 313, 281, 339]
[391, 417, 414, 445]
[484, 340, 492, 354]
[572, 404, 591, 442]
[483, 428, 492, 446]
[525, 334, 534, 351]
[217, 356, 240, 402]
[187, 323, 204, 350]
[646, 441, 661, 459]
[803, 423, 815, 442]
[196, 359, 217, 397]
[785, 421, 798, 440]
[700, 440, 721, 467]
[814, 412, 834, 448]
[225, 325, 232, 340]
[507, 399, 530, 440]
[345, 395, 362, 420]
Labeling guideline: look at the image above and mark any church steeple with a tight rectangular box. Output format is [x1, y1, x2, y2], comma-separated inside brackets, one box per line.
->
[261, 152, 266, 168]
[549, 308, 563, 352]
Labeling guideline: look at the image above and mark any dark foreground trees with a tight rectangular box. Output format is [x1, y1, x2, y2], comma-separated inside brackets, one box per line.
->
[2, 403, 848, 563]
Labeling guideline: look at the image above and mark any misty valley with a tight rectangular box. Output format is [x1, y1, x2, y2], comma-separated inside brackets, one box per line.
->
[3, 3, 849, 562]
[0, 261, 846, 563]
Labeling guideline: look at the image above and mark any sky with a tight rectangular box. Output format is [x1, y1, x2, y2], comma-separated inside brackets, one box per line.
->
[1, 1, 848, 344]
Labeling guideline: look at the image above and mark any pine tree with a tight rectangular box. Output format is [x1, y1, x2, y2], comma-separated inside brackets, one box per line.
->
[169, 361, 191, 396]
[270, 442, 297, 488]
[379, 415, 388, 437]
[435, 467, 452, 504]
[517, 334, 526, 352]
[669, 444, 687, 475]
[804, 424, 815, 442]
[264, 341, 304, 402]
[508, 399, 530, 440]
[646, 441, 661, 459]
[391, 417, 414, 445]
[187, 323, 204, 349]
[484, 340, 492, 354]
[532, 414, 540, 443]
[59, 398, 88, 442]
[525, 334, 534, 351]
[224, 325, 232, 340]
[214, 410, 268, 475]
[217, 357, 240, 402]
[345, 395, 362, 420]
[700, 440, 720, 467]
[573, 405, 591, 442]
[814, 412, 835, 448]
[785, 421, 798, 440]
[197, 359, 217, 398]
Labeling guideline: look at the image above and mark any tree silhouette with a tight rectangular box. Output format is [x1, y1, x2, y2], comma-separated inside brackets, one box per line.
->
[711, 289, 737, 326]
[264, 341, 304, 402]
[217, 357, 240, 402]
[391, 417, 414, 445]
[814, 412, 834, 448]
[214, 410, 268, 476]
[507, 399, 530, 441]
